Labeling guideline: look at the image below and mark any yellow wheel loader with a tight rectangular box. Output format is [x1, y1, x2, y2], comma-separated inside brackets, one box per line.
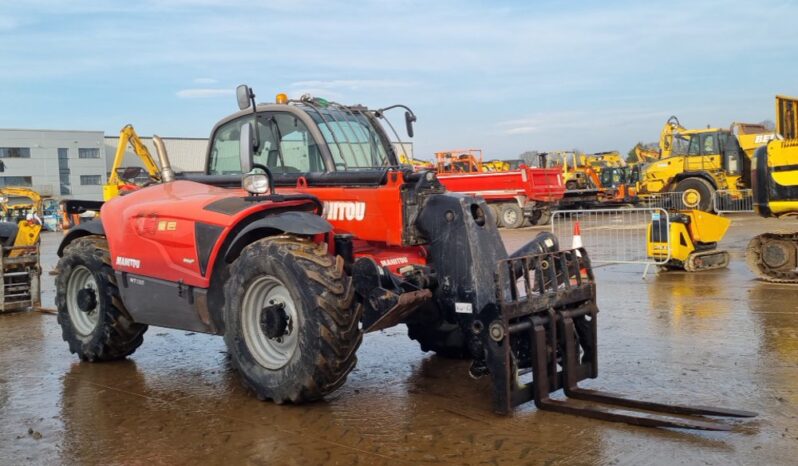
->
[648, 210, 731, 272]
[747, 95, 798, 283]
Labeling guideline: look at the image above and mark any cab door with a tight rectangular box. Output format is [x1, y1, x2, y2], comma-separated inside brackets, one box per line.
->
[685, 132, 722, 172]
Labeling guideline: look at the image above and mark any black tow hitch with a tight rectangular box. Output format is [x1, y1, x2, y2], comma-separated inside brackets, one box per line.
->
[475, 246, 756, 430]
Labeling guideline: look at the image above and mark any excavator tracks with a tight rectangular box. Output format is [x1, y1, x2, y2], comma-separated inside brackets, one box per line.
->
[684, 250, 730, 272]
[746, 232, 798, 283]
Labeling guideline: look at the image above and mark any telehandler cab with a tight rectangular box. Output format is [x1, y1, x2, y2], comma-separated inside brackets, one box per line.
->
[55, 85, 754, 429]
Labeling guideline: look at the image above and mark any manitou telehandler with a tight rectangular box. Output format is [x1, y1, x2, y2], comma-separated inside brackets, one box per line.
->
[55, 86, 755, 430]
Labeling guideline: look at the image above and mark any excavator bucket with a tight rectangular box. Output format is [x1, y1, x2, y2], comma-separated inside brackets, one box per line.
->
[482, 247, 755, 429]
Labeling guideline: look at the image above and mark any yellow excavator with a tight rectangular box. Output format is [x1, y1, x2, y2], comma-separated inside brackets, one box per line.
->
[746, 95, 798, 283]
[636, 115, 775, 211]
[633, 143, 660, 163]
[0, 187, 42, 312]
[62, 124, 167, 230]
[103, 124, 163, 201]
[585, 150, 624, 177]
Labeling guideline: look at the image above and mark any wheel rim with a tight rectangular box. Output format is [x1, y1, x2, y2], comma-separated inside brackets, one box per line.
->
[503, 208, 518, 225]
[681, 189, 701, 208]
[66, 265, 100, 337]
[241, 276, 299, 370]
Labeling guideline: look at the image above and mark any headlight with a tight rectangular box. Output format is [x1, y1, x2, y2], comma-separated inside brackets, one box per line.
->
[242, 171, 271, 195]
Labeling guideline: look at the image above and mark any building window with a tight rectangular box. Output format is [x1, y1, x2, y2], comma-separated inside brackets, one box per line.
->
[80, 175, 102, 185]
[58, 148, 71, 195]
[0, 176, 33, 187]
[0, 147, 31, 158]
[78, 148, 100, 159]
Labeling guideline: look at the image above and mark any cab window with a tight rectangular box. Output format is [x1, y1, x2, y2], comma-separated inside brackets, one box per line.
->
[255, 113, 323, 173]
[208, 113, 323, 175]
[701, 133, 717, 155]
[687, 135, 701, 156]
[208, 116, 253, 175]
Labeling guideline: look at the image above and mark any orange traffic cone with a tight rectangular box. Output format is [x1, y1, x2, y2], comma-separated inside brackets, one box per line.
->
[572, 221, 583, 250]
[572, 221, 589, 279]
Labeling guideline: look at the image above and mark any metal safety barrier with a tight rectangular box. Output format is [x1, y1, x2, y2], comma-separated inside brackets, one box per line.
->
[640, 192, 692, 211]
[712, 189, 753, 214]
[551, 208, 670, 266]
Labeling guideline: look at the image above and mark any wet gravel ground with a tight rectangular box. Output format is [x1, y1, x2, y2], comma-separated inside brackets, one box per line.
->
[1, 214, 797, 465]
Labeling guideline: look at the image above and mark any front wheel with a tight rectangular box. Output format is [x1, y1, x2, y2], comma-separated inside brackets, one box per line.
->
[56, 236, 147, 361]
[675, 178, 714, 212]
[223, 236, 362, 403]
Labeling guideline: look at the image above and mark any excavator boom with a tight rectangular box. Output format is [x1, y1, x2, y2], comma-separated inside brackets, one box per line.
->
[104, 125, 162, 201]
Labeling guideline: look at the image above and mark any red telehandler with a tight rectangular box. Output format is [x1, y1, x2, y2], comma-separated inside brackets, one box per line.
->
[55, 86, 754, 430]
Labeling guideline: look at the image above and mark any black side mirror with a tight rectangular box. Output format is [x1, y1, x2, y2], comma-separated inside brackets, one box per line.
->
[405, 111, 416, 138]
[236, 84, 254, 111]
[239, 121, 255, 173]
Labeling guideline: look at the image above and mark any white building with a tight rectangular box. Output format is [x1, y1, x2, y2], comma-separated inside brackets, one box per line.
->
[103, 136, 208, 175]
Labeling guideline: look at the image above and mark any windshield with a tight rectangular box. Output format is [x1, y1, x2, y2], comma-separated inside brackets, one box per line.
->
[671, 134, 691, 156]
[300, 105, 391, 170]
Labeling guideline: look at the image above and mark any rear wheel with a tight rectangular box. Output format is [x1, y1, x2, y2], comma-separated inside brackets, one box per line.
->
[675, 178, 714, 211]
[224, 236, 362, 403]
[532, 209, 553, 226]
[499, 203, 525, 229]
[488, 204, 501, 227]
[56, 236, 147, 361]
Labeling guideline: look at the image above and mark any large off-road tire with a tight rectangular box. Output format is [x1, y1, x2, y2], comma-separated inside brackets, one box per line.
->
[223, 236, 362, 403]
[499, 203, 525, 229]
[56, 236, 147, 361]
[407, 320, 470, 359]
[675, 177, 714, 212]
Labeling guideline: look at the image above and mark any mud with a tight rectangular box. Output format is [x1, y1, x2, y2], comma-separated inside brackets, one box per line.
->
[1, 215, 797, 465]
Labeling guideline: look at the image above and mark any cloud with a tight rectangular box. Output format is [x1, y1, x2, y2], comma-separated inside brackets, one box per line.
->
[176, 88, 234, 98]
[193, 77, 218, 84]
[290, 79, 412, 90]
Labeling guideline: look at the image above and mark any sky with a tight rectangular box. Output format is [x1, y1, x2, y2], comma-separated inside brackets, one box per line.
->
[1, 0, 797, 161]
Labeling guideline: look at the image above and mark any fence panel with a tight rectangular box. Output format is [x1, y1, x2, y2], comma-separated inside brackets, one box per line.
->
[639, 192, 693, 211]
[712, 189, 753, 213]
[551, 208, 670, 265]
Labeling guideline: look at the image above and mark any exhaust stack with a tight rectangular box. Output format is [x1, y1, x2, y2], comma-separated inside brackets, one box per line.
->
[152, 135, 175, 182]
